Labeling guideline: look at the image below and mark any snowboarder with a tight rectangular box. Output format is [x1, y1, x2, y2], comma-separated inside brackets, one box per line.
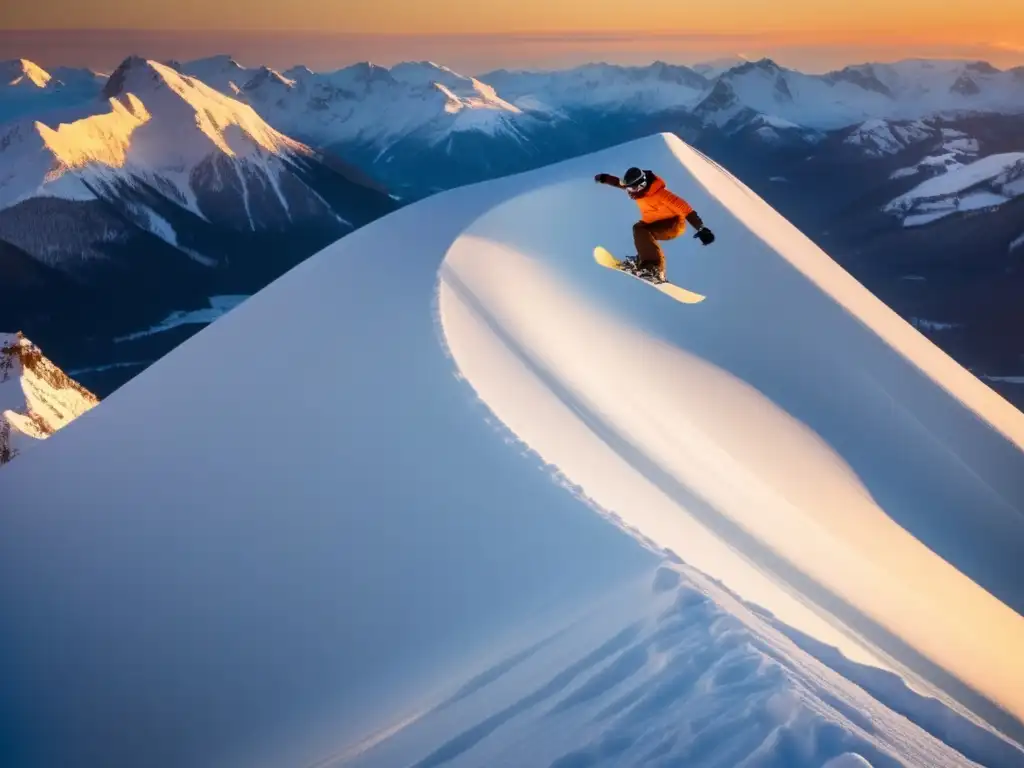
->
[594, 167, 714, 283]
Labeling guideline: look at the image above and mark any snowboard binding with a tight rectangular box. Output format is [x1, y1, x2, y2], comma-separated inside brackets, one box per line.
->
[619, 257, 666, 284]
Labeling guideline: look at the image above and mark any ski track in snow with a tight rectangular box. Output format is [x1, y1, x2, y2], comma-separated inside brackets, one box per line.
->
[2, 134, 1024, 768]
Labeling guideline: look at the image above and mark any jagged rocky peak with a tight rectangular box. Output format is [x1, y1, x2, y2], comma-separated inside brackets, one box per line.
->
[825, 64, 893, 97]
[1, 58, 53, 88]
[950, 73, 981, 96]
[965, 60, 1000, 75]
[0, 332, 98, 466]
[244, 66, 295, 90]
[101, 55, 163, 99]
[730, 57, 783, 76]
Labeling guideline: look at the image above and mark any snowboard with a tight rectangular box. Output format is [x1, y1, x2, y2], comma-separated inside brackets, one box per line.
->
[593, 247, 706, 304]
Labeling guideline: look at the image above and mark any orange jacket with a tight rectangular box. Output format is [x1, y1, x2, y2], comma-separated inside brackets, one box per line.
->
[632, 174, 693, 223]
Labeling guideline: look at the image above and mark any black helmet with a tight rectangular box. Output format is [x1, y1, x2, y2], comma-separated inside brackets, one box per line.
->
[623, 167, 648, 192]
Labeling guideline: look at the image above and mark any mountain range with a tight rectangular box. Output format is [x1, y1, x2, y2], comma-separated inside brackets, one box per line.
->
[1, 52, 1022, 402]
[0, 56, 396, 392]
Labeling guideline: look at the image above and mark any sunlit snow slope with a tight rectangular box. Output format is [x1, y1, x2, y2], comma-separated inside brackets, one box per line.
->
[439, 135, 1024, 724]
[1, 133, 1023, 768]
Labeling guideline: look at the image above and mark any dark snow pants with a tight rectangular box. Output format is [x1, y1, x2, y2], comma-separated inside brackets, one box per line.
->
[633, 216, 685, 275]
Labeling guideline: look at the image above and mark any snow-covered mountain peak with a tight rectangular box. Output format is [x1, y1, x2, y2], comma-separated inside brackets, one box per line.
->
[188, 54, 242, 70]
[180, 54, 257, 96]
[328, 61, 397, 88]
[1, 59, 53, 89]
[603, 60, 709, 91]
[386, 60, 518, 111]
[885, 150, 1024, 226]
[240, 67, 299, 111]
[96, 57, 299, 159]
[480, 61, 708, 115]
[718, 58, 794, 98]
[700, 57, 800, 121]
[727, 57, 785, 76]
[388, 60, 465, 87]
[283, 64, 313, 80]
[0, 332, 97, 466]
[49, 66, 108, 91]
[965, 60, 1002, 75]
[869, 58, 1009, 97]
[33, 93, 150, 168]
[101, 55, 163, 98]
[435, 76, 521, 116]
[843, 118, 934, 156]
[0, 55, 322, 235]
[692, 54, 750, 77]
[693, 78, 744, 126]
[244, 66, 296, 91]
[231, 59, 527, 149]
[951, 72, 982, 96]
[824, 64, 894, 97]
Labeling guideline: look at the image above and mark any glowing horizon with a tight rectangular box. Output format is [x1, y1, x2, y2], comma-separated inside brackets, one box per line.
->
[3, 0, 1022, 35]
[3, 27, 1023, 75]
[5, 0, 1021, 71]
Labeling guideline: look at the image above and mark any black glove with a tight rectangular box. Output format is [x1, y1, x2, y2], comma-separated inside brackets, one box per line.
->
[594, 173, 616, 185]
[694, 227, 715, 245]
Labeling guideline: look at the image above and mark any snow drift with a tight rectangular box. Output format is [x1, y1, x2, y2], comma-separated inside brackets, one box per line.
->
[1, 133, 1023, 768]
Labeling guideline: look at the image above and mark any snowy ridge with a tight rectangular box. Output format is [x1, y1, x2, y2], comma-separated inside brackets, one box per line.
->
[0, 332, 97, 465]
[889, 127, 981, 179]
[0, 60, 105, 94]
[884, 152, 1024, 226]
[696, 58, 1024, 130]
[48, 66, 108, 91]
[237, 59, 526, 150]
[481, 56, 1024, 129]
[1, 133, 1023, 768]
[341, 562, 1022, 767]
[155, 54, 1024, 160]
[844, 118, 934, 157]
[693, 55, 751, 78]
[480, 61, 709, 115]
[437, 134, 1024, 740]
[179, 55, 258, 96]
[0, 60, 107, 123]
[1, 59, 53, 90]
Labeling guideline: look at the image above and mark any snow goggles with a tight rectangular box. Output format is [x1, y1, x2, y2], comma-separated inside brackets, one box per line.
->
[624, 175, 648, 192]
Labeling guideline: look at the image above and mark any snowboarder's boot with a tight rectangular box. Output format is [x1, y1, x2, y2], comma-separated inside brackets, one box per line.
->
[618, 256, 666, 284]
[636, 263, 666, 284]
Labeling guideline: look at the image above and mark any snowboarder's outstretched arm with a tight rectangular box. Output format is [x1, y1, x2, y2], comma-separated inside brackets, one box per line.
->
[685, 209, 715, 245]
[651, 186, 716, 245]
[594, 173, 623, 187]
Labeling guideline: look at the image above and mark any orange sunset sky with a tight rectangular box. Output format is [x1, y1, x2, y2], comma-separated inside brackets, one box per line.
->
[3, 0, 1023, 72]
